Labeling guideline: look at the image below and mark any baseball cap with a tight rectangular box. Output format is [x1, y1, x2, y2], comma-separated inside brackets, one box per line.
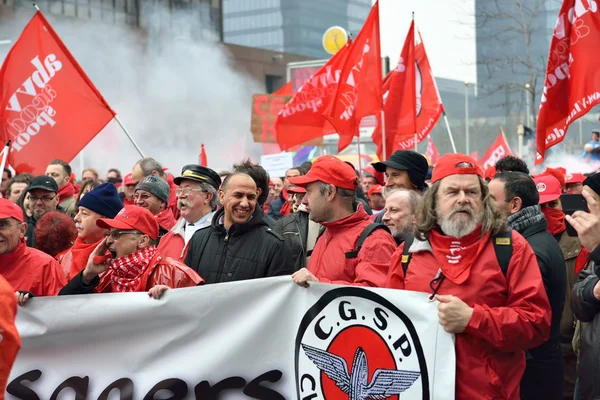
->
[431, 154, 483, 183]
[566, 173, 585, 185]
[289, 156, 357, 190]
[0, 198, 24, 222]
[174, 164, 221, 191]
[96, 206, 159, 240]
[287, 185, 307, 194]
[123, 173, 135, 186]
[28, 176, 58, 193]
[533, 175, 562, 204]
[367, 184, 384, 198]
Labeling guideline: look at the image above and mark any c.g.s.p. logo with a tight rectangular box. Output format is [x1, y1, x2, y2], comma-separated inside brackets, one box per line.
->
[295, 287, 429, 400]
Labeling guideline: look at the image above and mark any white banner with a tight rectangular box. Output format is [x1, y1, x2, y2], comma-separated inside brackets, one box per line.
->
[7, 277, 455, 399]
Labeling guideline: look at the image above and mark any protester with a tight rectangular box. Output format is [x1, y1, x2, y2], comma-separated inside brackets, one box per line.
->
[233, 159, 275, 226]
[58, 183, 123, 280]
[157, 165, 220, 262]
[131, 158, 178, 218]
[185, 173, 294, 283]
[566, 173, 586, 195]
[59, 206, 202, 296]
[367, 184, 385, 215]
[381, 189, 420, 245]
[271, 177, 284, 197]
[34, 211, 78, 258]
[0, 275, 20, 397]
[361, 174, 378, 193]
[16, 190, 31, 220]
[581, 130, 600, 163]
[495, 155, 530, 174]
[5, 174, 30, 204]
[289, 156, 396, 288]
[134, 175, 176, 238]
[76, 179, 102, 204]
[121, 173, 136, 206]
[82, 168, 100, 182]
[268, 168, 303, 220]
[386, 153, 550, 399]
[25, 176, 62, 248]
[45, 159, 77, 216]
[106, 168, 122, 184]
[1, 168, 12, 199]
[533, 173, 583, 398]
[489, 172, 566, 399]
[0, 199, 66, 300]
[289, 185, 306, 213]
[264, 180, 276, 212]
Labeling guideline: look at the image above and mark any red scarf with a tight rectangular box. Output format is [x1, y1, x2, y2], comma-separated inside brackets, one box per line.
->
[575, 248, 590, 274]
[99, 246, 157, 292]
[428, 225, 491, 284]
[542, 207, 566, 236]
[58, 183, 76, 203]
[68, 238, 102, 280]
[280, 201, 292, 217]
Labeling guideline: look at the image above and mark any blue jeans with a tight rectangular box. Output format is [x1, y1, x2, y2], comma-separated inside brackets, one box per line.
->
[574, 378, 583, 400]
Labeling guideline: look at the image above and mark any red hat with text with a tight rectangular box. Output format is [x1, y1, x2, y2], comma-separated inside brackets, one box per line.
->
[289, 156, 357, 190]
[566, 172, 586, 185]
[96, 205, 159, 240]
[431, 154, 484, 184]
[123, 173, 135, 186]
[0, 199, 24, 223]
[533, 175, 562, 205]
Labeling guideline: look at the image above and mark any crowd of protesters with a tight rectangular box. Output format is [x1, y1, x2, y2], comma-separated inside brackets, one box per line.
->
[2, 137, 600, 399]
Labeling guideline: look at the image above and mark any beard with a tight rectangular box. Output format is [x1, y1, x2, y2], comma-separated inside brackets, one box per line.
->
[436, 204, 483, 238]
[390, 220, 413, 242]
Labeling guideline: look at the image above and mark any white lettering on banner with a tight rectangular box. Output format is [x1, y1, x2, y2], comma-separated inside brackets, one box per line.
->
[545, 91, 600, 145]
[483, 145, 507, 170]
[4, 54, 63, 153]
[8, 277, 455, 399]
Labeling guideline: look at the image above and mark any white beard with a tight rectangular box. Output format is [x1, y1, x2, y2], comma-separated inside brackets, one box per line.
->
[437, 205, 483, 238]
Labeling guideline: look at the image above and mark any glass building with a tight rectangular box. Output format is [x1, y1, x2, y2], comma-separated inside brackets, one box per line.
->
[223, 0, 371, 58]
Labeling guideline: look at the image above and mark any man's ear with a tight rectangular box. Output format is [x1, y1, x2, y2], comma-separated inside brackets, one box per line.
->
[219, 190, 225, 205]
[19, 222, 27, 238]
[511, 197, 523, 214]
[256, 187, 263, 198]
[138, 234, 151, 249]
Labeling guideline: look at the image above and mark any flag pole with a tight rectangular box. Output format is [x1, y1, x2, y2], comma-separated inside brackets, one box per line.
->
[442, 112, 457, 153]
[0, 141, 11, 189]
[114, 115, 146, 158]
[357, 133, 363, 171]
[381, 109, 387, 161]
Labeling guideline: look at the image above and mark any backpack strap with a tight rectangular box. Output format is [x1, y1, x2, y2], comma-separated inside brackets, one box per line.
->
[306, 225, 327, 257]
[345, 223, 391, 259]
[401, 234, 415, 275]
[492, 229, 513, 277]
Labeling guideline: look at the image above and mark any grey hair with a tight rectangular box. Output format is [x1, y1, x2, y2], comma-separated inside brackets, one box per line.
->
[136, 158, 164, 178]
[318, 182, 357, 207]
[387, 188, 421, 215]
[200, 182, 218, 210]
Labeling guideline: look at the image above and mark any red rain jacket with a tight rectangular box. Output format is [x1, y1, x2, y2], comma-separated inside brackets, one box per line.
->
[166, 175, 180, 219]
[308, 205, 396, 287]
[386, 230, 551, 399]
[156, 209, 176, 231]
[0, 241, 67, 296]
[0, 275, 20, 399]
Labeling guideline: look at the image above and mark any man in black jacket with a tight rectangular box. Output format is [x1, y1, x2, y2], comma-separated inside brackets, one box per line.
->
[489, 171, 566, 399]
[185, 173, 294, 283]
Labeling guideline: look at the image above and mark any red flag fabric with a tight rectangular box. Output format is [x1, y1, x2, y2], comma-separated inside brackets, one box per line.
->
[275, 42, 350, 151]
[325, 1, 382, 152]
[0, 11, 115, 174]
[199, 144, 207, 167]
[426, 135, 440, 165]
[373, 26, 444, 160]
[273, 81, 293, 96]
[536, 0, 600, 164]
[479, 133, 511, 170]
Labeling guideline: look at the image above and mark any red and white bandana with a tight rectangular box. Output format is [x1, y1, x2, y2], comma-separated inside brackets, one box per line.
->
[106, 246, 157, 292]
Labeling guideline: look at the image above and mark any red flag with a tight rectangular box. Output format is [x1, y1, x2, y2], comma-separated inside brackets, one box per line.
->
[0, 11, 115, 174]
[536, 0, 600, 164]
[199, 143, 207, 167]
[273, 81, 293, 96]
[275, 42, 350, 151]
[479, 133, 511, 170]
[372, 25, 444, 160]
[325, 1, 382, 151]
[426, 135, 440, 164]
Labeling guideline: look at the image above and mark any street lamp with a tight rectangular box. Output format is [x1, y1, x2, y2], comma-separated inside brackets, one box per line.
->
[524, 83, 531, 129]
[0, 40, 11, 46]
[465, 81, 470, 154]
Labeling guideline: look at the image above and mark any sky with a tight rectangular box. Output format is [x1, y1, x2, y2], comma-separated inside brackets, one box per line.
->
[377, 0, 477, 83]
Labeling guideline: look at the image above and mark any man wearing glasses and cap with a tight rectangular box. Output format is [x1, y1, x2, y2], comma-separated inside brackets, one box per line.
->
[156, 164, 221, 262]
[24, 176, 64, 248]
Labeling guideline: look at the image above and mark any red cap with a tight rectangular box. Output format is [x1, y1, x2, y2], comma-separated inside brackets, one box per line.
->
[269, 180, 275, 187]
[289, 156, 357, 190]
[287, 185, 307, 194]
[539, 167, 566, 188]
[484, 166, 497, 180]
[123, 173, 135, 186]
[566, 172, 585, 185]
[0, 199, 24, 222]
[367, 184, 384, 198]
[362, 165, 384, 186]
[533, 175, 562, 204]
[431, 154, 483, 183]
[96, 206, 159, 240]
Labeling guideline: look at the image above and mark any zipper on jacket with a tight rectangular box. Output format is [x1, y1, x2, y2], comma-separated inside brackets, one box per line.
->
[216, 232, 229, 281]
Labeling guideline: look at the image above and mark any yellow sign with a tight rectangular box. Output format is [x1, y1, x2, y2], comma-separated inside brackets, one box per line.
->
[322, 26, 348, 55]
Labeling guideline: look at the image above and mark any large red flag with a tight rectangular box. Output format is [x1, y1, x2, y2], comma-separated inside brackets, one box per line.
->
[426, 135, 440, 165]
[373, 26, 443, 160]
[0, 11, 115, 174]
[479, 132, 511, 170]
[536, 0, 600, 164]
[275, 43, 350, 151]
[325, 1, 382, 152]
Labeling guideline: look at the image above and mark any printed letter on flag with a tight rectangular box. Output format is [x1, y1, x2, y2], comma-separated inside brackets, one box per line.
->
[479, 132, 511, 170]
[536, 0, 600, 164]
[324, 1, 382, 152]
[0, 11, 115, 174]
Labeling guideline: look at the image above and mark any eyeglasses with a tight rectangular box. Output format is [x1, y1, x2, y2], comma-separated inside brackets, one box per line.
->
[175, 188, 206, 196]
[105, 230, 143, 240]
[30, 195, 56, 203]
[0, 221, 22, 231]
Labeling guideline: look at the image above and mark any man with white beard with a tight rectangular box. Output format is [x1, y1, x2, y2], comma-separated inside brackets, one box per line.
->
[385, 153, 551, 400]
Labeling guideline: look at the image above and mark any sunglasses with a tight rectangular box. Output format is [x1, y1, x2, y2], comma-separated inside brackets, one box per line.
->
[105, 230, 143, 240]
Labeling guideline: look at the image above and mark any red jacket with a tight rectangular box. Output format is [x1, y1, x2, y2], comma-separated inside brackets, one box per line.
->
[166, 175, 180, 219]
[308, 205, 396, 287]
[156, 209, 176, 231]
[0, 241, 67, 296]
[156, 212, 215, 262]
[0, 275, 20, 398]
[386, 230, 551, 399]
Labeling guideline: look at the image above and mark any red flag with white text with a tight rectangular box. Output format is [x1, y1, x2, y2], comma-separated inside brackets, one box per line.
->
[479, 133, 511, 170]
[426, 135, 440, 165]
[325, 1, 382, 152]
[275, 43, 350, 151]
[536, 0, 600, 164]
[0, 11, 115, 174]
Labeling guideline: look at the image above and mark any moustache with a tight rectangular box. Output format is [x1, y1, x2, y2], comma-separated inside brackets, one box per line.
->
[448, 205, 473, 218]
[177, 199, 191, 209]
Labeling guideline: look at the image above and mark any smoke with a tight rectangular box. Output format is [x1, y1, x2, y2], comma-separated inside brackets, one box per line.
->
[2, 7, 264, 177]
[542, 151, 599, 174]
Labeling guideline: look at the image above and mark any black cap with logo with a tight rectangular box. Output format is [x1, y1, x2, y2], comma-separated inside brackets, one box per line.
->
[28, 176, 59, 193]
[174, 165, 221, 191]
